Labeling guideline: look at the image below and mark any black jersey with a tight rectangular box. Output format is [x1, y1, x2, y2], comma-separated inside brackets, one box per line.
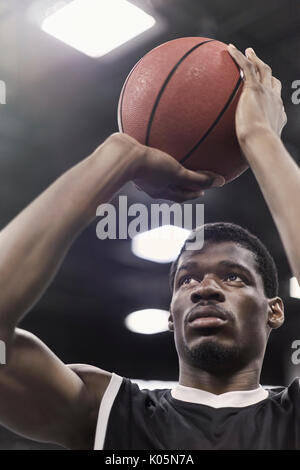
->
[94, 373, 300, 450]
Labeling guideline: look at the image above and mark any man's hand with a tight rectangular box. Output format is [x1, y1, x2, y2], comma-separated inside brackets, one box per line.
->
[109, 133, 225, 202]
[227, 44, 300, 286]
[227, 44, 287, 142]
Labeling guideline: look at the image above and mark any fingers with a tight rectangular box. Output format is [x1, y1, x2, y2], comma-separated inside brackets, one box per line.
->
[272, 76, 282, 93]
[272, 76, 285, 117]
[228, 44, 275, 89]
[228, 44, 274, 89]
[177, 167, 225, 189]
[166, 169, 225, 201]
[133, 181, 205, 202]
[227, 44, 257, 85]
[133, 149, 225, 202]
[245, 48, 272, 87]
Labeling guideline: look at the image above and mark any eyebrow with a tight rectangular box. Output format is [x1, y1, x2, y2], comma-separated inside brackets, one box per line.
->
[176, 260, 255, 283]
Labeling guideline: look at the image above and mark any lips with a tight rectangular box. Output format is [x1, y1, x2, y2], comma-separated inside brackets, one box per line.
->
[187, 306, 228, 329]
[188, 306, 227, 323]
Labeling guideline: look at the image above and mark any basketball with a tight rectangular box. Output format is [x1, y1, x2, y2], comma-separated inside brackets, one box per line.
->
[118, 37, 248, 184]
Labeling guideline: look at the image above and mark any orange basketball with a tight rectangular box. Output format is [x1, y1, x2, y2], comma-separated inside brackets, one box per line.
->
[118, 37, 248, 184]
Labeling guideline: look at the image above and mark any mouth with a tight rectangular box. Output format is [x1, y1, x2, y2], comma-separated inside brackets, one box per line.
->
[187, 306, 228, 329]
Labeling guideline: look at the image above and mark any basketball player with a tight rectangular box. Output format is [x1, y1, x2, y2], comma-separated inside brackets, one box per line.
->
[0, 44, 297, 450]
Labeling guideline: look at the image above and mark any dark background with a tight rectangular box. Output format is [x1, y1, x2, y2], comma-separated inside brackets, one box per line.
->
[0, 0, 300, 449]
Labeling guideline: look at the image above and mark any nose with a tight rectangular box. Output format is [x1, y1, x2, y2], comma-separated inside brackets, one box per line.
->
[190, 276, 225, 304]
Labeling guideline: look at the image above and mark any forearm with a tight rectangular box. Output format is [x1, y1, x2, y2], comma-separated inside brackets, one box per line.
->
[241, 128, 300, 282]
[0, 134, 139, 330]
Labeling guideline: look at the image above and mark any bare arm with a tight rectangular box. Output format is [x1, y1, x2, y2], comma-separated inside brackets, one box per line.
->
[0, 328, 112, 449]
[0, 133, 219, 332]
[228, 45, 300, 284]
[240, 130, 300, 284]
[0, 132, 220, 448]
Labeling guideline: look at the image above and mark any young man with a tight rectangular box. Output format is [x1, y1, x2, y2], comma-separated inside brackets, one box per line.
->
[0, 45, 297, 450]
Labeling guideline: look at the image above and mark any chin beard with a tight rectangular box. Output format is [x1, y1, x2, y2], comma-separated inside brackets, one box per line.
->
[183, 339, 242, 374]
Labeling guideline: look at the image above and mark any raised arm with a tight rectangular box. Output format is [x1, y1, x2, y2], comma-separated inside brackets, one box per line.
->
[228, 45, 300, 284]
[0, 132, 220, 448]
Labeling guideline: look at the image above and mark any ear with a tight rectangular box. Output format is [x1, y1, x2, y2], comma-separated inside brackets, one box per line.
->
[267, 297, 284, 329]
[168, 311, 174, 332]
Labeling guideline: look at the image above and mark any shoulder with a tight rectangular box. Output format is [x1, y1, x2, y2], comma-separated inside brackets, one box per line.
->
[67, 363, 113, 402]
[114, 378, 172, 410]
[66, 363, 113, 449]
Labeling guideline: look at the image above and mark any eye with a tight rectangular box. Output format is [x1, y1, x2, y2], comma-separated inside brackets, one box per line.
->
[179, 274, 193, 286]
[224, 272, 244, 282]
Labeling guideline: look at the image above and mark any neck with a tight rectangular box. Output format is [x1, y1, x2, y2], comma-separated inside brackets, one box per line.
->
[179, 360, 262, 395]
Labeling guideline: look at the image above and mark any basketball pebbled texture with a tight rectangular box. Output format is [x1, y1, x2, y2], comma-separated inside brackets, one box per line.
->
[118, 37, 248, 183]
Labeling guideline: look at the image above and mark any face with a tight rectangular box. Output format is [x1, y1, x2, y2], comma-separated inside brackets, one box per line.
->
[169, 241, 283, 374]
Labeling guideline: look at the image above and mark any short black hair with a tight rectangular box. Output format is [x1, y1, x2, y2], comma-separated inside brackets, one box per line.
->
[169, 222, 278, 298]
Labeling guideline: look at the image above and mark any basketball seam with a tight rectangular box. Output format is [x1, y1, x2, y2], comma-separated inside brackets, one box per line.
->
[180, 74, 243, 164]
[145, 39, 215, 146]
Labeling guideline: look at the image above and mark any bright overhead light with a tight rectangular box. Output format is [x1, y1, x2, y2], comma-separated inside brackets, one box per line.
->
[41, 0, 156, 58]
[131, 225, 190, 263]
[125, 309, 169, 335]
[290, 276, 300, 299]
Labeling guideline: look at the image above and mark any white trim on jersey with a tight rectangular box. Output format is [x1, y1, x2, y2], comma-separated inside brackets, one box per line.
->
[93, 375, 270, 449]
[94, 372, 123, 450]
[171, 383, 269, 408]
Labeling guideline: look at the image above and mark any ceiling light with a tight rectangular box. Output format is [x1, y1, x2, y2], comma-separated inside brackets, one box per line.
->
[290, 276, 300, 299]
[41, 0, 156, 58]
[131, 225, 190, 263]
[125, 309, 169, 334]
